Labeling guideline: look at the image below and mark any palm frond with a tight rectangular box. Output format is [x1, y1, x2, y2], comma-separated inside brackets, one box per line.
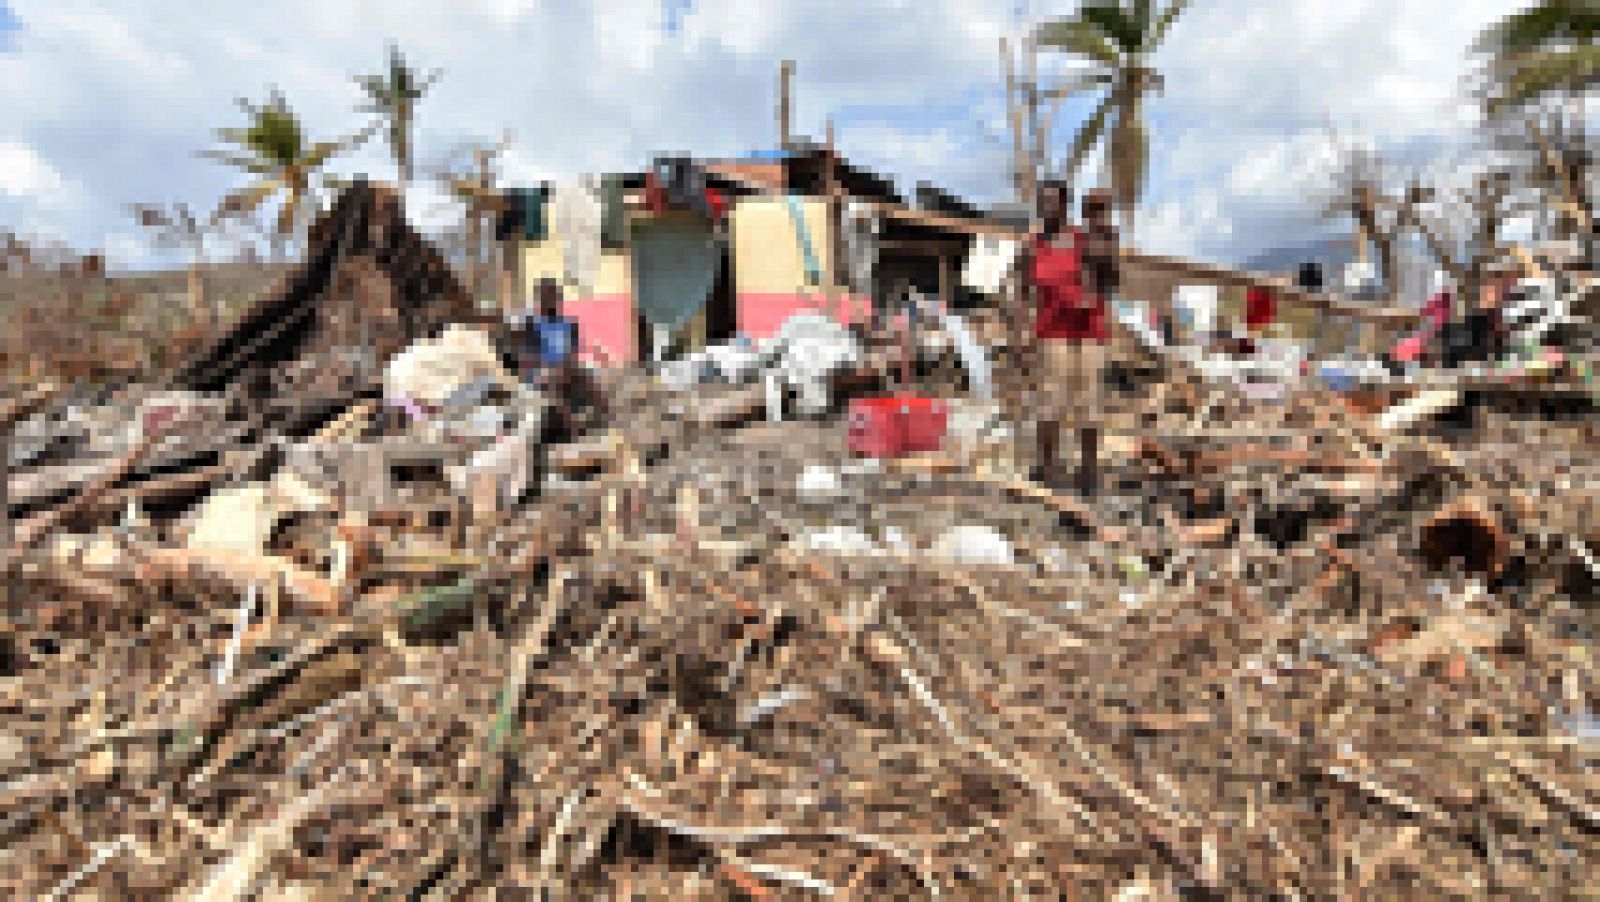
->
[1149, 0, 1194, 47]
[1475, 0, 1600, 56]
[196, 148, 276, 175]
[1078, 1, 1143, 54]
[1132, 0, 1154, 36]
[216, 179, 285, 218]
[1486, 44, 1600, 112]
[1039, 73, 1115, 100]
[304, 121, 379, 169]
[1058, 95, 1117, 184]
[1033, 19, 1123, 67]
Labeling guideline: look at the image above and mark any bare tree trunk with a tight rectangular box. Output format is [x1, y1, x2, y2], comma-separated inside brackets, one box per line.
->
[1024, 36, 1041, 206]
[1003, 38, 1027, 207]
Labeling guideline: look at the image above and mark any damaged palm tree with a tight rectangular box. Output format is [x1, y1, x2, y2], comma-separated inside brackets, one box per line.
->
[354, 43, 443, 190]
[1034, 0, 1191, 235]
[201, 87, 376, 261]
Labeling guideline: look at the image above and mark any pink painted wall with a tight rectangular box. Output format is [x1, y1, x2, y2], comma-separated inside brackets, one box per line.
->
[561, 294, 636, 366]
[737, 292, 874, 341]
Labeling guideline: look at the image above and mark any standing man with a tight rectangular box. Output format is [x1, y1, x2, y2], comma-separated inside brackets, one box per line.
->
[1019, 182, 1118, 492]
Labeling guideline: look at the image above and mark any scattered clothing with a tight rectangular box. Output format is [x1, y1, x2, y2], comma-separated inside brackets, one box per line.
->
[551, 177, 604, 296]
[961, 235, 1021, 296]
[497, 185, 550, 242]
[1246, 285, 1277, 330]
[601, 175, 629, 248]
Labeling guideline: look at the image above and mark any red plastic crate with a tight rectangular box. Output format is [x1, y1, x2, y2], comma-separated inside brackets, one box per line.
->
[847, 396, 947, 458]
[848, 397, 905, 457]
[900, 397, 948, 453]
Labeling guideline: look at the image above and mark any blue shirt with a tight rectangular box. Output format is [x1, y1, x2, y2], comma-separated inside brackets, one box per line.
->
[526, 316, 578, 370]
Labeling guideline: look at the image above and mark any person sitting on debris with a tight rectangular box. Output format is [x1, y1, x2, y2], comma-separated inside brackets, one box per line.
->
[520, 278, 607, 440]
[1442, 262, 1517, 367]
[1019, 181, 1118, 492]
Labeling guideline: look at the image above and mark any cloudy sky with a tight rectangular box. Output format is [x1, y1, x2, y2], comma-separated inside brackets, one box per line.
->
[0, 0, 1528, 271]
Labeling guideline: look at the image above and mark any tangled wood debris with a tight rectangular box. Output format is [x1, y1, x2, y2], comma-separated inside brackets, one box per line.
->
[3, 186, 1597, 898]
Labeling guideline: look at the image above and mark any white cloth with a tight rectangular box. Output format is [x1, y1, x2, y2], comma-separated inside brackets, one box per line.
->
[1174, 284, 1218, 342]
[771, 312, 861, 416]
[843, 202, 880, 296]
[961, 235, 1021, 296]
[383, 325, 516, 407]
[552, 176, 603, 296]
[933, 308, 993, 401]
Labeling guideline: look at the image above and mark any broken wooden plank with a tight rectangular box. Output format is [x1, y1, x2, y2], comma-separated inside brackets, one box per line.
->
[687, 385, 768, 429]
[142, 546, 342, 616]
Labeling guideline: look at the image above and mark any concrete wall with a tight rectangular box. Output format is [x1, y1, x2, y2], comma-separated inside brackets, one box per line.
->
[730, 196, 872, 340]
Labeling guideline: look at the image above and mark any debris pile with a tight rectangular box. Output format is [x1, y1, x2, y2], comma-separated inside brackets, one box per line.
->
[3, 186, 1597, 898]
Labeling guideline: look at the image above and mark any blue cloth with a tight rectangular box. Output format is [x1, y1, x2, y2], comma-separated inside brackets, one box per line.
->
[527, 317, 577, 369]
[784, 194, 823, 286]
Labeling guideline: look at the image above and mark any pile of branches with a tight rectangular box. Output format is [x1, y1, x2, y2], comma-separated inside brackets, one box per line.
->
[4, 503, 1594, 897]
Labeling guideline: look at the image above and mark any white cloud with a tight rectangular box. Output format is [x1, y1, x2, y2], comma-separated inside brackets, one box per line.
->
[0, 0, 1534, 270]
[0, 140, 72, 204]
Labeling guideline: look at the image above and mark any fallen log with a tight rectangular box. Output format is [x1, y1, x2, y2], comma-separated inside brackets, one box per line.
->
[1418, 497, 1510, 579]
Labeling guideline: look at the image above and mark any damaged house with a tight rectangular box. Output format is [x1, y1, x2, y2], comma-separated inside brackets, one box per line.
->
[497, 143, 1422, 371]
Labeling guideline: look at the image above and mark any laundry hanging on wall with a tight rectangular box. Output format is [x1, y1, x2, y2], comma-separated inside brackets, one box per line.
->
[600, 175, 629, 249]
[842, 201, 880, 298]
[630, 216, 723, 335]
[496, 184, 550, 242]
[551, 176, 603, 296]
[961, 235, 1021, 296]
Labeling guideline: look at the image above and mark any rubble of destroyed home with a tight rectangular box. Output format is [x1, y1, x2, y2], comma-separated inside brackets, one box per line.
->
[2, 153, 1597, 899]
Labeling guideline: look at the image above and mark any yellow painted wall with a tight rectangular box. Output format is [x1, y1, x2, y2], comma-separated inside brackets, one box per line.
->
[731, 197, 842, 294]
[516, 209, 634, 303]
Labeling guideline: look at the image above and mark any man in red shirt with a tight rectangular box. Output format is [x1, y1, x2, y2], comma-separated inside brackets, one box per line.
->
[1019, 182, 1118, 492]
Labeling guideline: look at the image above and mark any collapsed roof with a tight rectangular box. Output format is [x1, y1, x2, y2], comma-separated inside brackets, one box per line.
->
[170, 179, 475, 393]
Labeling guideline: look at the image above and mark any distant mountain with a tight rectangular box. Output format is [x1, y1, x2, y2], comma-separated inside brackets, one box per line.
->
[1244, 237, 1354, 277]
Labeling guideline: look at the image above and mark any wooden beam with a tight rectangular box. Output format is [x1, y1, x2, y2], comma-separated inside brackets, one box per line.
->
[877, 239, 969, 255]
[779, 60, 794, 151]
[863, 202, 1019, 237]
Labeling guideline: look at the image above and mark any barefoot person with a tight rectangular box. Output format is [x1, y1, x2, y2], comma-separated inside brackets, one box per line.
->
[1019, 181, 1118, 492]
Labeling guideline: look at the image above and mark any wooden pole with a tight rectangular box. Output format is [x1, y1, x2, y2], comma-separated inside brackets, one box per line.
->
[1002, 38, 1026, 206]
[779, 60, 795, 151]
[1023, 34, 1040, 206]
[825, 118, 843, 325]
